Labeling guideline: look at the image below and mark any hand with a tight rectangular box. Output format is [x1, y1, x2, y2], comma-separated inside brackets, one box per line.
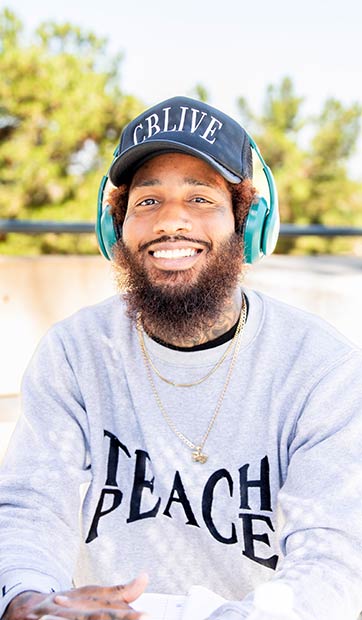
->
[4, 574, 149, 620]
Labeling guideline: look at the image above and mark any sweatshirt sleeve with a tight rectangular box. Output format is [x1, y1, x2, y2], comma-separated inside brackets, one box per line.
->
[0, 326, 91, 617]
[208, 351, 362, 620]
[274, 351, 362, 619]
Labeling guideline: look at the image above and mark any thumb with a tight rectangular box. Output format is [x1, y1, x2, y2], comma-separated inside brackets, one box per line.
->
[119, 572, 149, 604]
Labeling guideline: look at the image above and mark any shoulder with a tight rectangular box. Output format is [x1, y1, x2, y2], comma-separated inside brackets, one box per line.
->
[59, 294, 127, 327]
[39, 294, 132, 353]
[248, 287, 359, 346]
[245, 288, 362, 378]
[22, 295, 137, 399]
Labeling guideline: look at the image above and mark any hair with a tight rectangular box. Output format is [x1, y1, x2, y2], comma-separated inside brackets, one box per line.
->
[108, 177, 257, 235]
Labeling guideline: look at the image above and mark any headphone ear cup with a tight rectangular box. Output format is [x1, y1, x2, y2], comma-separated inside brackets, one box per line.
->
[96, 175, 120, 260]
[100, 205, 118, 260]
[242, 196, 268, 264]
[243, 138, 280, 263]
[261, 202, 280, 257]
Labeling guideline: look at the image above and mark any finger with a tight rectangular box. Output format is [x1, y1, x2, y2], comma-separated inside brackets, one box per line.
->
[53, 596, 133, 611]
[54, 588, 111, 606]
[38, 610, 148, 620]
[54, 586, 100, 600]
[52, 596, 75, 608]
[113, 573, 149, 604]
[55, 574, 149, 607]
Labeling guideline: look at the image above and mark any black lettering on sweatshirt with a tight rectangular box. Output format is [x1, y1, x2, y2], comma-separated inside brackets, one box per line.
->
[85, 430, 278, 570]
[163, 471, 199, 526]
[239, 513, 278, 569]
[85, 430, 131, 542]
[202, 469, 237, 544]
[127, 449, 161, 523]
[239, 456, 271, 511]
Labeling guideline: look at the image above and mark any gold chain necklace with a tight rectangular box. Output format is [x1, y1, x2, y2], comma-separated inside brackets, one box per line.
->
[137, 294, 246, 463]
[137, 311, 242, 388]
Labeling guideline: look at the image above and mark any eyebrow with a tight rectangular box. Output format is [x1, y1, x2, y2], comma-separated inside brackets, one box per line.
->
[184, 177, 214, 188]
[132, 177, 215, 189]
[132, 179, 161, 188]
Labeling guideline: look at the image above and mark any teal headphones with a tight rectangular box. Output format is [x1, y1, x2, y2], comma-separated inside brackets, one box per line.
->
[96, 137, 279, 265]
[242, 136, 280, 264]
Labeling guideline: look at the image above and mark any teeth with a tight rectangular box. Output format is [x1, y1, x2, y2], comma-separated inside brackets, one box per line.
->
[153, 248, 197, 259]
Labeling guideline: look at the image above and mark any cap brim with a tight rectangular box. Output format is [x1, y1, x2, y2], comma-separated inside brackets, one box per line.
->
[109, 139, 242, 186]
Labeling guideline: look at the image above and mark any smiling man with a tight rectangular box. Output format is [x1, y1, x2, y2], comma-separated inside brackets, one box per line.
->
[111, 152, 247, 346]
[1, 97, 362, 620]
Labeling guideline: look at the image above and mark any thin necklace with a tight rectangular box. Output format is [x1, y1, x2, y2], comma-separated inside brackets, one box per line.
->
[137, 294, 247, 463]
[137, 313, 242, 388]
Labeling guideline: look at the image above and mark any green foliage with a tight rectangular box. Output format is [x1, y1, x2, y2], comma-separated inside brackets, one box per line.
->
[1, 10, 361, 257]
[0, 7, 22, 51]
[238, 77, 362, 255]
[0, 8, 143, 254]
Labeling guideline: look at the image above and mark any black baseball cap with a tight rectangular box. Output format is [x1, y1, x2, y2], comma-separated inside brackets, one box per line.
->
[109, 96, 253, 186]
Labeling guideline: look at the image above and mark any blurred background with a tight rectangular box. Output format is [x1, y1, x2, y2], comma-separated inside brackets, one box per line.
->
[1, 0, 362, 458]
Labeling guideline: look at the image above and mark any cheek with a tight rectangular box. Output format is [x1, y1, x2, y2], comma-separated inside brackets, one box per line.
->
[122, 216, 144, 250]
[226, 212, 236, 233]
[208, 211, 236, 240]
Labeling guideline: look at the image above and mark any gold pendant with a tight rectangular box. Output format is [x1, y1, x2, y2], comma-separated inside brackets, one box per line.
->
[192, 447, 208, 464]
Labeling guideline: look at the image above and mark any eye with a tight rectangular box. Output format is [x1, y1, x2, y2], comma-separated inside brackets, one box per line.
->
[191, 196, 210, 203]
[137, 198, 158, 207]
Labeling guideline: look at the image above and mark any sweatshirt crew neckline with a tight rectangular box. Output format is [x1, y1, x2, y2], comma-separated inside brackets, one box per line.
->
[148, 297, 248, 353]
[142, 288, 263, 368]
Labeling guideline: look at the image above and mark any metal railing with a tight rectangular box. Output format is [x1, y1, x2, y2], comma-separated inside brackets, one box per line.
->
[0, 220, 95, 234]
[1, 220, 362, 237]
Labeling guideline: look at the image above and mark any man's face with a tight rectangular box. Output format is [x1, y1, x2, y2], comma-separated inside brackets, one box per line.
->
[113, 152, 245, 343]
[122, 152, 235, 287]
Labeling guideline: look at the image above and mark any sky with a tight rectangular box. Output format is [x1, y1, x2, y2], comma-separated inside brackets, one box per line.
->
[5, 0, 362, 174]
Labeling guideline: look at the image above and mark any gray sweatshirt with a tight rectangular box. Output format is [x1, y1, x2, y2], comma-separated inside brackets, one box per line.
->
[1, 289, 362, 620]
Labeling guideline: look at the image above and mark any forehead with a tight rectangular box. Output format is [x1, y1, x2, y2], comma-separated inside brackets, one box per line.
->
[129, 152, 230, 191]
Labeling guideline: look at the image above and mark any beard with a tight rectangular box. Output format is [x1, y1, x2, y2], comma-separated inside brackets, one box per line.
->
[112, 233, 246, 343]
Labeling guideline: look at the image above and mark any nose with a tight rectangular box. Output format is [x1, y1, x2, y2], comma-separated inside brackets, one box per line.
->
[153, 201, 192, 236]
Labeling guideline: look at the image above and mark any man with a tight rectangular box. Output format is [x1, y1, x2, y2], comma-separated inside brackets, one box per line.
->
[1, 96, 362, 620]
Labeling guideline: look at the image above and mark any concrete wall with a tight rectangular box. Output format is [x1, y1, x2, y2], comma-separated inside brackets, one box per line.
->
[1, 254, 362, 461]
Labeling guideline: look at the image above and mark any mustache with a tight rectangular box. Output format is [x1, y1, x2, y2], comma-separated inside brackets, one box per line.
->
[139, 235, 211, 252]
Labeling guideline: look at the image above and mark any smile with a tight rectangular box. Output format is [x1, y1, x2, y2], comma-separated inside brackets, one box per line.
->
[151, 248, 199, 259]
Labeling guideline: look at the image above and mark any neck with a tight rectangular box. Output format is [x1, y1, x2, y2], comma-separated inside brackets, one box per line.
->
[143, 289, 242, 348]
